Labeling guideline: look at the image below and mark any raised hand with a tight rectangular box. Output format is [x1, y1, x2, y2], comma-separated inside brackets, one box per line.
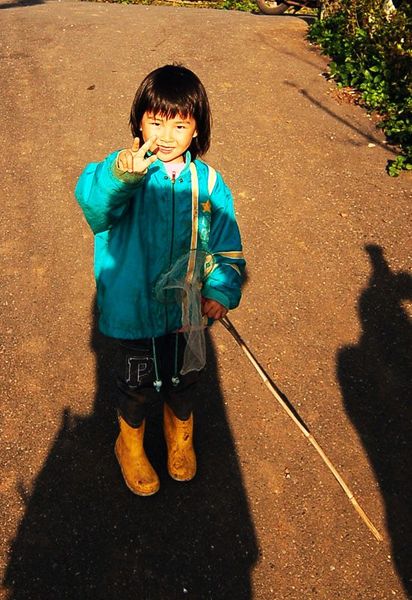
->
[116, 136, 158, 176]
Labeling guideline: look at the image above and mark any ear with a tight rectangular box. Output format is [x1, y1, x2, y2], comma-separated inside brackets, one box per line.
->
[193, 130, 198, 138]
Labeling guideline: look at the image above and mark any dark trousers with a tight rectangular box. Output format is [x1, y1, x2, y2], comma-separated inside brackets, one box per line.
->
[115, 333, 201, 428]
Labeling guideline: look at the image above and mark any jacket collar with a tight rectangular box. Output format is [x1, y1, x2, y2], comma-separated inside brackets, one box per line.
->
[147, 150, 192, 178]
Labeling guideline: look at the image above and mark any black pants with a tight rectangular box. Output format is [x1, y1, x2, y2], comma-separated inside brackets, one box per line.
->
[115, 332, 202, 428]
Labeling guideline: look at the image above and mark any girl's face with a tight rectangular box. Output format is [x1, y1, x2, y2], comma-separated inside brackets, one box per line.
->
[140, 111, 197, 164]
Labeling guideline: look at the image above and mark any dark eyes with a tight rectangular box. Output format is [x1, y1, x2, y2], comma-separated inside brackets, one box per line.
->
[149, 122, 187, 129]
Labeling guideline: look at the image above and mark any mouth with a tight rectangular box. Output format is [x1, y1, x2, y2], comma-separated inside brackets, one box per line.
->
[157, 146, 174, 154]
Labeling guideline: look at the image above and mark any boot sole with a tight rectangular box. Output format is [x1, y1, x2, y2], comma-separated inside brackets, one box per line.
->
[167, 461, 197, 482]
[114, 446, 160, 497]
[169, 472, 196, 482]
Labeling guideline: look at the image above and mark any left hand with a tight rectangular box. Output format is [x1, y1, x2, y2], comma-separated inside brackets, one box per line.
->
[201, 297, 228, 320]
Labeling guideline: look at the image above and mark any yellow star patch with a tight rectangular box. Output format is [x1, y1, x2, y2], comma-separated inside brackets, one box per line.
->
[201, 199, 212, 213]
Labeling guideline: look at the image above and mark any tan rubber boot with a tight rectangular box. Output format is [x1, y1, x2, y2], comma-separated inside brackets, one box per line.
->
[163, 403, 196, 481]
[114, 416, 160, 496]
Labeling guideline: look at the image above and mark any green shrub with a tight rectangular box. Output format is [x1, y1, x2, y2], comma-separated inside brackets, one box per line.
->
[309, 0, 412, 175]
[221, 0, 259, 12]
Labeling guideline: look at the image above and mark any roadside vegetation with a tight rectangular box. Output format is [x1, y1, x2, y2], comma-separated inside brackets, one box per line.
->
[112, 0, 259, 12]
[308, 0, 412, 176]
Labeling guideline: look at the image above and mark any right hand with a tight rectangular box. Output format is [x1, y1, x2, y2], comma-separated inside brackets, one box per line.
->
[116, 136, 158, 175]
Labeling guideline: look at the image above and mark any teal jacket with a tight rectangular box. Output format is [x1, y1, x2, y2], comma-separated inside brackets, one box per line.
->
[75, 150, 245, 339]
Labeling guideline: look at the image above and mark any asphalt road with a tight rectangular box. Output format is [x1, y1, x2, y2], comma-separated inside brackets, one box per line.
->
[1, 1, 411, 599]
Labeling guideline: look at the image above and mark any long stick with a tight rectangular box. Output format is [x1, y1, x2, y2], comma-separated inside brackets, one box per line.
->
[219, 316, 383, 542]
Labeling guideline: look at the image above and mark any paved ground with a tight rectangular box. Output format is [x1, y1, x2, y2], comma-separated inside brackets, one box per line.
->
[1, 1, 411, 598]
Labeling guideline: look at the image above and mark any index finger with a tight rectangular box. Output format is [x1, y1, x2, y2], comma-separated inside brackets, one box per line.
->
[137, 136, 157, 155]
[131, 137, 140, 153]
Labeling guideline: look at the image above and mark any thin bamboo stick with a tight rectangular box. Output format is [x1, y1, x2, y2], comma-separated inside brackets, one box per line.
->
[219, 316, 383, 542]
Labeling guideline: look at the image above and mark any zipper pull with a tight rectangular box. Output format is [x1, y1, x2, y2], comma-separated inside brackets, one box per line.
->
[171, 171, 176, 184]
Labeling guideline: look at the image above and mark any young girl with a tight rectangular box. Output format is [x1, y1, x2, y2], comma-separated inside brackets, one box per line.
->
[75, 64, 245, 496]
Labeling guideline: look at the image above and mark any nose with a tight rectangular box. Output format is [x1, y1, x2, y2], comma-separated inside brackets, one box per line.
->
[158, 124, 174, 144]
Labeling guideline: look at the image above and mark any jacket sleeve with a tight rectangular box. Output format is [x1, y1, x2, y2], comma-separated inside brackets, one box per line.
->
[74, 151, 144, 234]
[201, 172, 245, 310]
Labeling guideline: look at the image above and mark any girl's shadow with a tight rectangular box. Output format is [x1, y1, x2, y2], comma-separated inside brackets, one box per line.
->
[337, 244, 412, 597]
[4, 300, 258, 600]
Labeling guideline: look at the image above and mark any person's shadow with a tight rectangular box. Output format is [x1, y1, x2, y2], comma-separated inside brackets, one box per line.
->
[0, 0, 44, 10]
[337, 244, 412, 597]
[4, 300, 258, 600]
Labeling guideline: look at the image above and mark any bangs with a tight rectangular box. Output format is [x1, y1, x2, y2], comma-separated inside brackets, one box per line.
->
[143, 85, 197, 120]
[144, 102, 193, 120]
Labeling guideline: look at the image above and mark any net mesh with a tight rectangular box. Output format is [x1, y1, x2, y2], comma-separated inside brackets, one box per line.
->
[154, 251, 207, 375]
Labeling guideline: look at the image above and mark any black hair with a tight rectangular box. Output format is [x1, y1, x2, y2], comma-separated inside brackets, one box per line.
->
[130, 64, 211, 159]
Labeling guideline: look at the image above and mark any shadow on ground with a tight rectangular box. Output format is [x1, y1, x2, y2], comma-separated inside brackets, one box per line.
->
[0, 0, 44, 10]
[4, 302, 259, 600]
[283, 80, 397, 154]
[337, 244, 412, 597]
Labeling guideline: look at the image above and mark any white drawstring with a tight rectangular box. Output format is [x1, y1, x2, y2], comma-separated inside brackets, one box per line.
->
[171, 333, 180, 387]
[151, 337, 162, 392]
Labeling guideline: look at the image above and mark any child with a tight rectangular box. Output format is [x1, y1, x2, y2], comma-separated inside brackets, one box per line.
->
[75, 64, 245, 496]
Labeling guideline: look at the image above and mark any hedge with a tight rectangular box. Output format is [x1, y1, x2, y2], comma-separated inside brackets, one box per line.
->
[308, 0, 412, 175]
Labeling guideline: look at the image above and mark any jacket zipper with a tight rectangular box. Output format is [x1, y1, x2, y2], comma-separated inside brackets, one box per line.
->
[169, 171, 176, 268]
[165, 171, 176, 332]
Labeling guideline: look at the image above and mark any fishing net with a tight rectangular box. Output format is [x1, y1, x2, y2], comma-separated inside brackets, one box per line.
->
[154, 251, 208, 375]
